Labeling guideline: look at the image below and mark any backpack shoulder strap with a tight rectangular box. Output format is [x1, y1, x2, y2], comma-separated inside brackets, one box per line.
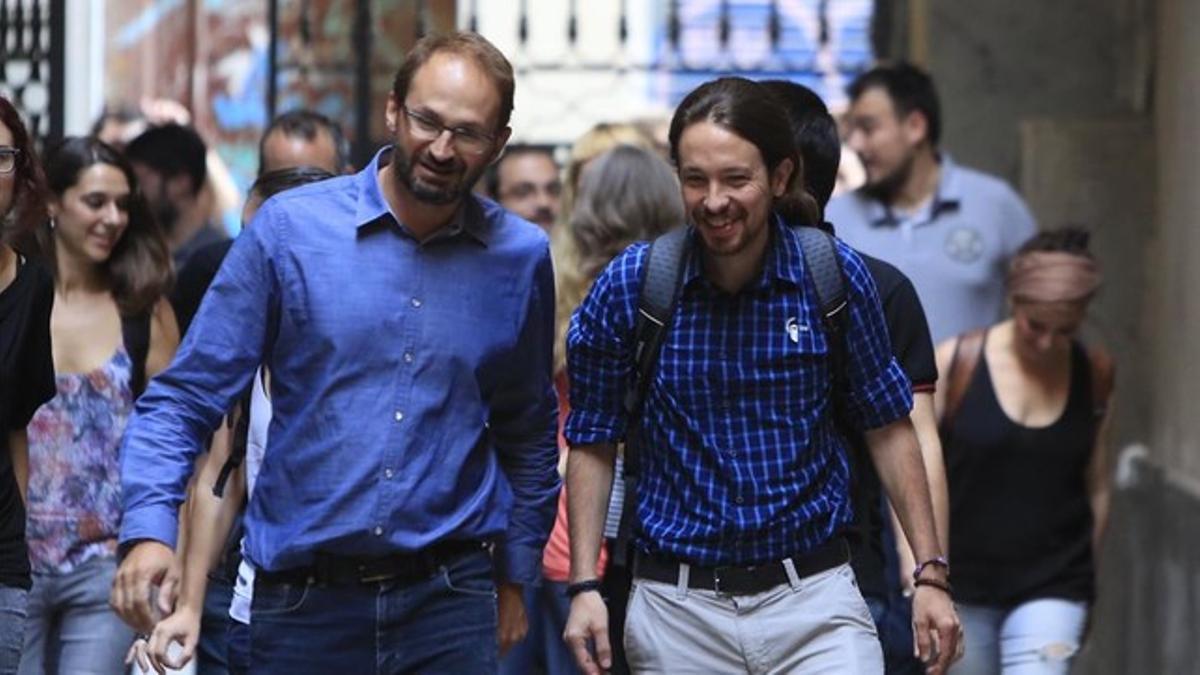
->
[942, 328, 986, 433]
[796, 227, 848, 326]
[796, 228, 850, 424]
[621, 226, 689, 476]
[1087, 345, 1115, 420]
[212, 383, 254, 498]
[121, 311, 152, 398]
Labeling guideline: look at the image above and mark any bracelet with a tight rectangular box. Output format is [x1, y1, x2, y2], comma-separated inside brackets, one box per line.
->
[912, 555, 950, 582]
[913, 577, 953, 595]
[565, 579, 603, 598]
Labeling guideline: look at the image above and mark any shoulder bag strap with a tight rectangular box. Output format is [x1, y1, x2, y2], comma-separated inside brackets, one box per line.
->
[942, 328, 986, 434]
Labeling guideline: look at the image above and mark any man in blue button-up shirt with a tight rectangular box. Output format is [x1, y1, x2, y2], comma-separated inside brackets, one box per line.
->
[113, 32, 559, 673]
[563, 78, 959, 675]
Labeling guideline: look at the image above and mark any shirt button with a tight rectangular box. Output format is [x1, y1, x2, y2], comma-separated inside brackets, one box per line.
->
[384, 468, 394, 479]
[411, 297, 422, 308]
[373, 526, 384, 536]
[735, 496, 745, 505]
[403, 352, 414, 363]
[394, 410, 405, 422]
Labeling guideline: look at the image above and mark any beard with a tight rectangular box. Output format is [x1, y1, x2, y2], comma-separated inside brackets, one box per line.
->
[863, 150, 917, 204]
[530, 206, 555, 229]
[690, 201, 758, 258]
[392, 144, 483, 206]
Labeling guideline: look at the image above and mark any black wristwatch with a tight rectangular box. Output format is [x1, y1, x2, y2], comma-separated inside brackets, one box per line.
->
[565, 579, 603, 598]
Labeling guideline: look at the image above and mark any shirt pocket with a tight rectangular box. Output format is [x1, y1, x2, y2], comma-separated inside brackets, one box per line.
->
[752, 320, 833, 416]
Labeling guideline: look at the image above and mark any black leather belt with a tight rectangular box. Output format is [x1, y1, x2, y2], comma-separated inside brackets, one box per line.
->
[634, 538, 849, 595]
[256, 540, 487, 587]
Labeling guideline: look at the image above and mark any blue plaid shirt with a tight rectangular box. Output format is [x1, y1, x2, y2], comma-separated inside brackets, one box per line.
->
[564, 219, 912, 566]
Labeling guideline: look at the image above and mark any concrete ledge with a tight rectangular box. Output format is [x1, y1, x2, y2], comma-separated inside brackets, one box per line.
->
[1075, 445, 1200, 674]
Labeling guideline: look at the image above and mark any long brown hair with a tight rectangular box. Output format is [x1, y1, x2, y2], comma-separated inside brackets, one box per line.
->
[668, 77, 820, 225]
[37, 137, 172, 316]
[0, 96, 49, 250]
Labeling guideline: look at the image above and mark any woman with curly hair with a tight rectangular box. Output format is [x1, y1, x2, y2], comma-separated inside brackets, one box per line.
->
[501, 144, 682, 675]
[0, 96, 54, 675]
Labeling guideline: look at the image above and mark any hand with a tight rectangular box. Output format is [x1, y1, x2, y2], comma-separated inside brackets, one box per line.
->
[111, 541, 175, 633]
[496, 582, 528, 657]
[147, 605, 202, 674]
[911, 583, 962, 675]
[156, 558, 183, 617]
[563, 590, 610, 675]
[140, 98, 192, 127]
[125, 636, 152, 674]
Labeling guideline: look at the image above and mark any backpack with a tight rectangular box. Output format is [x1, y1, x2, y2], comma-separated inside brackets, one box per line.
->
[611, 225, 850, 565]
[940, 328, 1115, 437]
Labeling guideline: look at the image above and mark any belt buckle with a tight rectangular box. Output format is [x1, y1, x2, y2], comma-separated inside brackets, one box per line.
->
[358, 562, 397, 584]
[712, 566, 728, 594]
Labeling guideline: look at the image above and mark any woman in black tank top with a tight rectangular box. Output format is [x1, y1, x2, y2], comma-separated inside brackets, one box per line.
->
[933, 228, 1113, 675]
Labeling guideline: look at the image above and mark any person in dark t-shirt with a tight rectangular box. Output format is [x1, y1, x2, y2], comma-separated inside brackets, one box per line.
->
[0, 95, 56, 675]
[765, 80, 953, 674]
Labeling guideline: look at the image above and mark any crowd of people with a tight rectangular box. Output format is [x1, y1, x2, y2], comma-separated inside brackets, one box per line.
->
[0, 28, 1113, 675]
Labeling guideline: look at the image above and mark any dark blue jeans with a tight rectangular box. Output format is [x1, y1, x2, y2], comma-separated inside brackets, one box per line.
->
[198, 574, 235, 675]
[865, 591, 925, 675]
[499, 578, 578, 675]
[226, 620, 249, 675]
[250, 549, 498, 674]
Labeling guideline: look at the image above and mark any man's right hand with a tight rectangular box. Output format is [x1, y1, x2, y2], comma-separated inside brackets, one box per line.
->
[563, 590, 611, 675]
[111, 540, 175, 633]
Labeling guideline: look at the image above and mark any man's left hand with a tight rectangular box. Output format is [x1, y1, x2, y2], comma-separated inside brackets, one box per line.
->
[497, 582, 528, 657]
[911, 584, 962, 674]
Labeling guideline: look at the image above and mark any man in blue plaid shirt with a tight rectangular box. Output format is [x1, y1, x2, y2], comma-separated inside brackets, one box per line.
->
[562, 78, 960, 674]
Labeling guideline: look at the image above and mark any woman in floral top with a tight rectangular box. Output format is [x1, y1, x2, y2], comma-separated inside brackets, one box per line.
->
[22, 137, 177, 674]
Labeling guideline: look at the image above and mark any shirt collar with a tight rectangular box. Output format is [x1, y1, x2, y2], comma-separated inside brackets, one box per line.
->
[681, 214, 804, 290]
[865, 153, 963, 228]
[353, 146, 491, 246]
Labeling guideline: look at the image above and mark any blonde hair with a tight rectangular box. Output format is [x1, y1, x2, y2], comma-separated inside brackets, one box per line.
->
[553, 144, 684, 373]
[560, 122, 656, 221]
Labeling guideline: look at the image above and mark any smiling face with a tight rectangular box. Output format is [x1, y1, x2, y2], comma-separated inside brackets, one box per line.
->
[677, 121, 790, 260]
[52, 163, 132, 265]
[385, 51, 510, 206]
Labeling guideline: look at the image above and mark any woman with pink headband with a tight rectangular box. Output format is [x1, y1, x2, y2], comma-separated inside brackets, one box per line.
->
[933, 228, 1113, 675]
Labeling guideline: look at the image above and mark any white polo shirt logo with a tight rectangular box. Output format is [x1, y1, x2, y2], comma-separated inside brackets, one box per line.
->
[945, 226, 985, 263]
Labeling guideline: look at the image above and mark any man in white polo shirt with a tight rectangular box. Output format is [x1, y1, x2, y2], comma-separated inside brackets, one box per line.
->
[827, 62, 1037, 342]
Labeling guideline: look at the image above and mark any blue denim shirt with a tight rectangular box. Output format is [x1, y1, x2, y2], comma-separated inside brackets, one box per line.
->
[119, 148, 560, 584]
[565, 220, 912, 566]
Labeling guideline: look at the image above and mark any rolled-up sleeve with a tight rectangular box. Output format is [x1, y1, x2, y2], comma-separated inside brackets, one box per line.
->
[836, 240, 914, 431]
[119, 207, 284, 548]
[490, 245, 561, 585]
[563, 244, 643, 447]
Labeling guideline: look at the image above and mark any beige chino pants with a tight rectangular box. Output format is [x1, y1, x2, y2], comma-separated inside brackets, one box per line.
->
[624, 562, 884, 674]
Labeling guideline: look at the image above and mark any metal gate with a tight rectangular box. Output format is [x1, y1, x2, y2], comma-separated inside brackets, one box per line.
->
[0, 0, 64, 142]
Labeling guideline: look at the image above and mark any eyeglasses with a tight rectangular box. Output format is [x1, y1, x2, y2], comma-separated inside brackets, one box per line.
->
[0, 147, 20, 174]
[401, 106, 495, 156]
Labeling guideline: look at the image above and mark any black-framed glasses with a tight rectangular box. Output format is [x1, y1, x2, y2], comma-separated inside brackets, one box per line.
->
[0, 147, 20, 174]
[401, 105, 495, 156]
